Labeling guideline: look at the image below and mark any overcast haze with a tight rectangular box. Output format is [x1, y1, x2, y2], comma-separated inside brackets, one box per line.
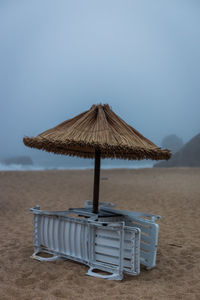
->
[0, 0, 200, 159]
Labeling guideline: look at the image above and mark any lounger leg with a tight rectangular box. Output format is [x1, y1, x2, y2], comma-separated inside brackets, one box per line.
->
[86, 267, 123, 280]
[31, 251, 61, 262]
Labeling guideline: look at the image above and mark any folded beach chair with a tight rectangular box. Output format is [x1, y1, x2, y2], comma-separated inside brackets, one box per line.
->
[84, 201, 161, 270]
[87, 220, 140, 279]
[100, 207, 161, 270]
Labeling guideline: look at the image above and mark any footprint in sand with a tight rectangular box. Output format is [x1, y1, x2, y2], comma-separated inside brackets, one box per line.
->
[51, 289, 67, 298]
[15, 277, 38, 287]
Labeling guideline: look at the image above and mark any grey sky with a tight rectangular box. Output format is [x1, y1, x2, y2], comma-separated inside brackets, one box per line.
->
[0, 0, 200, 158]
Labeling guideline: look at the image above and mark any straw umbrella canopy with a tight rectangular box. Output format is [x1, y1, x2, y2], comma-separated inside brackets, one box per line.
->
[23, 104, 171, 213]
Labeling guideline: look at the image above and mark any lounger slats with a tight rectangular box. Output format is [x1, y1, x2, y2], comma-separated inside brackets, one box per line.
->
[125, 219, 159, 269]
[96, 228, 120, 239]
[127, 222, 151, 235]
[36, 215, 89, 261]
[95, 236, 120, 248]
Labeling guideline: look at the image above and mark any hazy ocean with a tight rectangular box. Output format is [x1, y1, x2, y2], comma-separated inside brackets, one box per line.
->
[0, 157, 154, 171]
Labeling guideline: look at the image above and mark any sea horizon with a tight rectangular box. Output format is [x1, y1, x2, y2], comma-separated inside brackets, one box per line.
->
[0, 159, 154, 171]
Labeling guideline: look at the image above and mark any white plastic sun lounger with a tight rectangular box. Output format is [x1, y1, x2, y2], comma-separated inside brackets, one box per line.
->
[100, 207, 160, 270]
[84, 201, 161, 270]
[87, 221, 140, 279]
[30, 206, 141, 280]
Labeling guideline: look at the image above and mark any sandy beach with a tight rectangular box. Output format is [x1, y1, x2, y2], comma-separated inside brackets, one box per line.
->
[0, 168, 200, 300]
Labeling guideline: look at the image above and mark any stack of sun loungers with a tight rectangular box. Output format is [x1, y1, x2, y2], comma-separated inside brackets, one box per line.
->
[30, 201, 161, 280]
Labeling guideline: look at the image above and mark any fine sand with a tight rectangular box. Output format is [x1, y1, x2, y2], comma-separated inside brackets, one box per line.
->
[0, 168, 200, 300]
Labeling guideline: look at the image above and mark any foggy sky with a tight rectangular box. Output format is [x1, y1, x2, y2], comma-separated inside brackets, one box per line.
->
[0, 0, 200, 158]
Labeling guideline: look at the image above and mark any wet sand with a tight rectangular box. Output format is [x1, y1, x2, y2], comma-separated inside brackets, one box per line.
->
[0, 168, 200, 299]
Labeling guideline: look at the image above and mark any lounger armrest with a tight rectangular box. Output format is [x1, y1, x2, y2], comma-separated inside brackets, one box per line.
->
[30, 206, 72, 216]
[101, 207, 161, 222]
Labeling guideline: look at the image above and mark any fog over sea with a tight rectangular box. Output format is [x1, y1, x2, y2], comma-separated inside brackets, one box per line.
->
[0, 157, 154, 171]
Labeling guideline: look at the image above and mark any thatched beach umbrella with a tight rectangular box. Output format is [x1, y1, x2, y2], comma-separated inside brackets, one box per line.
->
[23, 104, 171, 213]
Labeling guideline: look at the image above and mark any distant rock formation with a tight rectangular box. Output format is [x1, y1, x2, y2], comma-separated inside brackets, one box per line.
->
[2, 156, 33, 166]
[161, 134, 183, 154]
[154, 133, 200, 167]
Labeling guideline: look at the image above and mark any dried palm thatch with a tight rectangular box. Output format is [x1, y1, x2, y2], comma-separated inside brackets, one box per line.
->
[23, 104, 171, 160]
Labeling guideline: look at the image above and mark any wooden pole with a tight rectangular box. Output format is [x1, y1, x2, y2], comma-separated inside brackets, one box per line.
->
[93, 149, 101, 214]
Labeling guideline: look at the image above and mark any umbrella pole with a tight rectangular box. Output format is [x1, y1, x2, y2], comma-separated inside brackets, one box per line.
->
[93, 149, 101, 214]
